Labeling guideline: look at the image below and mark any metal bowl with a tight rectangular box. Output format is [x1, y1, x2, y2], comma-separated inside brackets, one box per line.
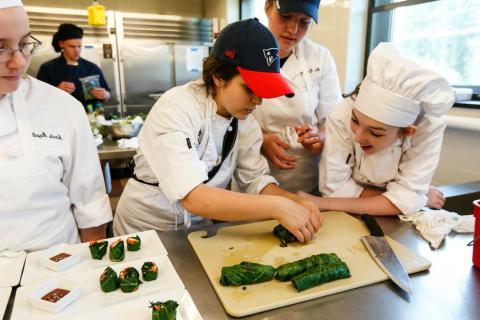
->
[105, 123, 142, 139]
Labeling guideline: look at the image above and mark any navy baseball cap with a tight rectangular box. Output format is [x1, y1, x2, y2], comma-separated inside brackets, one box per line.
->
[276, 0, 321, 23]
[212, 18, 294, 99]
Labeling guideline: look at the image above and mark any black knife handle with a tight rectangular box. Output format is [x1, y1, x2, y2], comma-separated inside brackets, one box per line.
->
[361, 214, 384, 237]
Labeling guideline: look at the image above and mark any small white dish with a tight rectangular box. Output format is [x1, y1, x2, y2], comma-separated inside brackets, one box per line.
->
[38, 244, 81, 272]
[27, 278, 81, 314]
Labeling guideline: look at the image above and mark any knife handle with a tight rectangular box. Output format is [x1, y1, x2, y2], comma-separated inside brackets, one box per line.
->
[361, 214, 384, 237]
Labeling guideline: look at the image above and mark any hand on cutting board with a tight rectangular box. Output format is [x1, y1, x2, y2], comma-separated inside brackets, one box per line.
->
[274, 197, 318, 243]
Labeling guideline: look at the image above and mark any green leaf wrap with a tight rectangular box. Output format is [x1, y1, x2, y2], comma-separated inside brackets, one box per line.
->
[99, 266, 119, 293]
[142, 262, 158, 281]
[150, 300, 179, 320]
[109, 239, 125, 262]
[119, 267, 142, 293]
[291, 262, 351, 292]
[220, 261, 276, 286]
[273, 224, 297, 247]
[89, 240, 108, 260]
[275, 253, 342, 281]
[127, 235, 141, 251]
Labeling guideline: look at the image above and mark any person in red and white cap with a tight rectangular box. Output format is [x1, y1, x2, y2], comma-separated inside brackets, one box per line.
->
[299, 43, 455, 216]
[0, 0, 112, 252]
[113, 18, 323, 240]
[253, 0, 342, 194]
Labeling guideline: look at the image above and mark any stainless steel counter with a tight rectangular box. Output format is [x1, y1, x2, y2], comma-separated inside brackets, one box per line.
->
[97, 139, 136, 161]
[157, 216, 480, 319]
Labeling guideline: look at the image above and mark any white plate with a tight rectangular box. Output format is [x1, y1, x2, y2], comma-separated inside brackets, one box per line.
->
[21, 230, 167, 286]
[58, 289, 202, 320]
[11, 255, 184, 320]
[0, 287, 12, 319]
[0, 251, 27, 287]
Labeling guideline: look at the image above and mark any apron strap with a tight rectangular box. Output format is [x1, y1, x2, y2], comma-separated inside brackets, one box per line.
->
[132, 117, 239, 187]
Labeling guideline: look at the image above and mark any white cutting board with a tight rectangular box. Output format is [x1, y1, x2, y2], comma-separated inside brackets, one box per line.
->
[188, 211, 431, 317]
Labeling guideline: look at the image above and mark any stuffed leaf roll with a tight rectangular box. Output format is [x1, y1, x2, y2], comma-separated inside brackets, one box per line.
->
[275, 253, 342, 281]
[220, 261, 276, 286]
[127, 235, 141, 251]
[142, 262, 158, 281]
[291, 262, 351, 292]
[99, 266, 119, 293]
[150, 300, 178, 320]
[119, 267, 142, 293]
[109, 239, 125, 262]
[89, 240, 108, 260]
[273, 224, 297, 247]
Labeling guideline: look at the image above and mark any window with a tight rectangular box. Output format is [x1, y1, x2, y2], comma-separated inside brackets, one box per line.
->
[367, 0, 480, 99]
[240, 0, 268, 26]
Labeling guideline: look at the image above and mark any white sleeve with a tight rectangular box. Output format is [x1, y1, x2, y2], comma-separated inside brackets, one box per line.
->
[383, 117, 446, 214]
[64, 101, 112, 229]
[315, 49, 343, 128]
[319, 100, 363, 197]
[234, 117, 278, 194]
[138, 98, 208, 203]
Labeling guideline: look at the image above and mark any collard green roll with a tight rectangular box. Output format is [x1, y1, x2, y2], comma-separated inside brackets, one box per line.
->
[119, 267, 142, 293]
[127, 235, 141, 251]
[89, 240, 108, 260]
[291, 262, 351, 292]
[142, 262, 158, 281]
[220, 261, 276, 286]
[99, 266, 119, 293]
[275, 253, 342, 281]
[109, 239, 125, 262]
[273, 224, 297, 247]
[150, 300, 179, 320]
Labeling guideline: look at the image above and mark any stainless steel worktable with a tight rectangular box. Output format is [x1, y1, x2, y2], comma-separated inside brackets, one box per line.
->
[157, 216, 480, 320]
[97, 138, 136, 161]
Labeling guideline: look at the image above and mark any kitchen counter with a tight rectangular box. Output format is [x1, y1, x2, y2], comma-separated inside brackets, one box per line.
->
[97, 138, 136, 161]
[158, 216, 479, 320]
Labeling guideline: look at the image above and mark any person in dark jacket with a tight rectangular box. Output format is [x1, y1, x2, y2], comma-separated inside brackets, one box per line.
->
[37, 23, 110, 110]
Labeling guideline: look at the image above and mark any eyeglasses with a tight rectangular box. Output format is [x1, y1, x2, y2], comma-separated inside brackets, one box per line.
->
[0, 35, 42, 62]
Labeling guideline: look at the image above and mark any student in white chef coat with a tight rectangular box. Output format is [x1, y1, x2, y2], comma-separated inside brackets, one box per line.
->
[299, 43, 454, 215]
[0, 1, 112, 252]
[113, 19, 323, 242]
[252, 0, 342, 193]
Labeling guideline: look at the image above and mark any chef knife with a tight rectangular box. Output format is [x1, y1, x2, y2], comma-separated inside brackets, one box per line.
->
[361, 214, 413, 294]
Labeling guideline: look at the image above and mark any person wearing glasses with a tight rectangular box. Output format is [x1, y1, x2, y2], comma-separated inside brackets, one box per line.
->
[113, 19, 322, 242]
[37, 23, 111, 111]
[0, 1, 112, 252]
[251, 0, 342, 194]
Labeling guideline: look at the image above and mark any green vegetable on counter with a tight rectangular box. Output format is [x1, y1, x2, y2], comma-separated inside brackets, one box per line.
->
[99, 266, 120, 293]
[220, 261, 276, 286]
[127, 235, 141, 251]
[291, 262, 351, 292]
[150, 300, 179, 320]
[109, 239, 125, 262]
[275, 253, 342, 281]
[142, 262, 158, 281]
[119, 267, 142, 293]
[89, 240, 108, 260]
[273, 224, 297, 247]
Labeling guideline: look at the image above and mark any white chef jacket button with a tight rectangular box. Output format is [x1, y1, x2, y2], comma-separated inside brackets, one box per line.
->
[7, 151, 19, 159]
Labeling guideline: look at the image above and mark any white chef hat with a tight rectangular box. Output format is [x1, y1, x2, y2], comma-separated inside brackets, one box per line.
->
[355, 42, 455, 127]
[0, 0, 23, 9]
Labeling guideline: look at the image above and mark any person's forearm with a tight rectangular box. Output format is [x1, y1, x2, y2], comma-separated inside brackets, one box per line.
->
[79, 224, 107, 242]
[260, 183, 301, 202]
[181, 184, 281, 221]
[322, 195, 401, 215]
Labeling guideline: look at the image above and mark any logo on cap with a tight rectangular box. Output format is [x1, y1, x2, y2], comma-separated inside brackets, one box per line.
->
[263, 48, 279, 67]
[224, 50, 236, 59]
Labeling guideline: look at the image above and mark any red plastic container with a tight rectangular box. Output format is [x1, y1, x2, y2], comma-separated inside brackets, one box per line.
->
[473, 200, 480, 268]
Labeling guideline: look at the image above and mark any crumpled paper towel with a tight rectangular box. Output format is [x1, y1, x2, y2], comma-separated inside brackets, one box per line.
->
[117, 137, 138, 149]
[399, 209, 474, 249]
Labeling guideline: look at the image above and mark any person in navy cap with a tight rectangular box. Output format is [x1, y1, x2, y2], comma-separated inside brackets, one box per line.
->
[113, 18, 323, 241]
[252, 0, 342, 194]
[37, 23, 111, 111]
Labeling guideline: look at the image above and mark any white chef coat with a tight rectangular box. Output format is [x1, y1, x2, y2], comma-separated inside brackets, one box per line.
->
[0, 76, 112, 252]
[252, 38, 342, 193]
[113, 80, 277, 234]
[319, 98, 446, 214]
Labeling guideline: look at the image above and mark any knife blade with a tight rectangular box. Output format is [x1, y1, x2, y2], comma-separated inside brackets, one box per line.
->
[361, 214, 413, 294]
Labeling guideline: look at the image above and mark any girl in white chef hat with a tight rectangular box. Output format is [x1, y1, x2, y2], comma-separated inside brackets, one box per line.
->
[299, 42, 455, 215]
